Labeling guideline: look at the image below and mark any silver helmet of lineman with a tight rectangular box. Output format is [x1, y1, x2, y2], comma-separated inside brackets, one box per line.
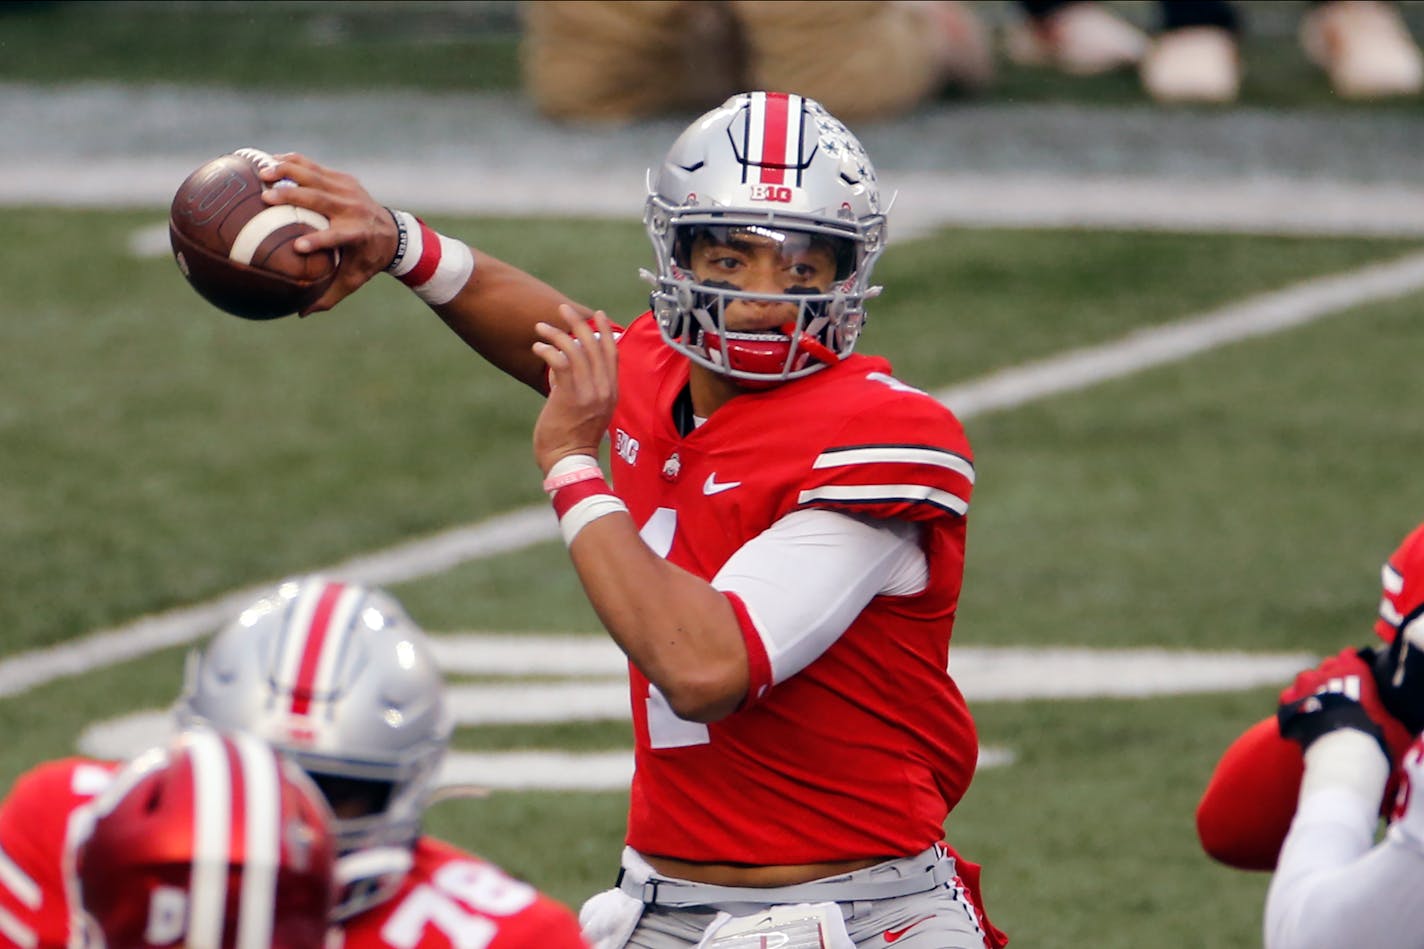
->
[174, 575, 452, 920]
[644, 90, 888, 385]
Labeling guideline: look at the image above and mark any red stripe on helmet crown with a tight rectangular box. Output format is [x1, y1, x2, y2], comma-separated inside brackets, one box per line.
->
[290, 582, 345, 715]
[759, 92, 790, 185]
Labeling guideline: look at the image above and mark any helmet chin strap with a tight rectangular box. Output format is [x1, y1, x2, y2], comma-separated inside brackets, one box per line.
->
[780, 321, 840, 366]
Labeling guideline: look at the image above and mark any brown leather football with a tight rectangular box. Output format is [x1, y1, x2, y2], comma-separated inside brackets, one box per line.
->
[168, 148, 338, 320]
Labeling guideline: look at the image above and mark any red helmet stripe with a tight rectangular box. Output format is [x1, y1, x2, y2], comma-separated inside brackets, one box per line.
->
[757, 92, 792, 185]
[289, 581, 346, 715]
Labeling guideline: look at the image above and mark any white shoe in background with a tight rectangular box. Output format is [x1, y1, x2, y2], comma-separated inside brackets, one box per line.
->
[1140, 26, 1241, 103]
[1300, 0, 1424, 99]
[1004, 1, 1149, 75]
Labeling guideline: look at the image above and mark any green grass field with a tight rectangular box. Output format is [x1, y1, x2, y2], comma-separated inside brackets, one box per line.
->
[9, 2, 1424, 945]
[7, 205, 1424, 946]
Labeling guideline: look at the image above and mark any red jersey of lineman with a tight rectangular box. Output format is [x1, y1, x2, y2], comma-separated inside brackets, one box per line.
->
[609, 314, 977, 865]
[0, 758, 584, 949]
[335, 837, 586, 949]
[0, 757, 120, 949]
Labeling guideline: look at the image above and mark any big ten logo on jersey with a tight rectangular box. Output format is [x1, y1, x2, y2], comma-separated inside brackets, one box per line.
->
[615, 429, 640, 465]
[748, 184, 793, 203]
[375, 860, 537, 949]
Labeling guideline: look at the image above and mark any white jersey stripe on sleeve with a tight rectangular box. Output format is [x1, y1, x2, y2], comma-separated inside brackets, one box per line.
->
[0, 905, 35, 949]
[233, 733, 280, 949]
[1382, 563, 1406, 627]
[1384, 563, 1405, 594]
[812, 446, 976, 483]
[798, 483, 969, 515]
[0, 844, 39, 910]
[187, 730, 232, 949]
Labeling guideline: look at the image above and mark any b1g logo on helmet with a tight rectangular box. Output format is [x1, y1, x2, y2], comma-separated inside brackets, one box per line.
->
[749, 184, 794, 203]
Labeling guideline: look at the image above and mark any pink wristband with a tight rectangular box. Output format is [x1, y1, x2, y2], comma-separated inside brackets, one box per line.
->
[543, 465, 604, 494]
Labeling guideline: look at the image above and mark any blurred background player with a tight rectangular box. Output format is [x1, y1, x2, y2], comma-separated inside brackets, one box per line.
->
[521, 1, 994, 124]
[1005, 0, 1424, 103]
[1264, 617, 1424, 947]
[0, 575, 587, 949]
[1197, 521, 1424, 871]
[72, 726, 337, 949]
[255, 88, 1003, 948]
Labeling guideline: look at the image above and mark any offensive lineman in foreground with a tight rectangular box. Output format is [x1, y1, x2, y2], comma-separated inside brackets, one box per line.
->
[1195, 523, 1424, 947]
[254, 91, 1005, 948]
[71, 727, 338, 949]
[0, 576, 587, 949]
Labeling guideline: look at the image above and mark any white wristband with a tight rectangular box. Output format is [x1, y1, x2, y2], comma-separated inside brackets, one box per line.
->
[384, 209, 474, 306]
[560, 494, 629, 546]
[544, 454, 601, 484]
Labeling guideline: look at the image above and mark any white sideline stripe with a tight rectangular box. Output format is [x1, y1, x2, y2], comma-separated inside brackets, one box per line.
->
[27, 163, 1424, 237]
[429, 633, 628, 676]
[6, 253, 1424, 697]
[72, 634, 1305, 789]
[123, 173, 1424, 262]
[75, 642, 1314, 747]
[0, 507, 556, 699]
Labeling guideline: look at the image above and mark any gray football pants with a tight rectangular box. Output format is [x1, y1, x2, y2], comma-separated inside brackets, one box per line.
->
[622, 849, 989, 948]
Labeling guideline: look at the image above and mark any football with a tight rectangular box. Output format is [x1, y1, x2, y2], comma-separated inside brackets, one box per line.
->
[168, 148, 338, 320]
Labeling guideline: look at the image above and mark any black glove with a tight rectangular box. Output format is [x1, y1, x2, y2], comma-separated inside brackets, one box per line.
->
[1278, 689, 1386, 755]
[1372, 605, 1424, 735]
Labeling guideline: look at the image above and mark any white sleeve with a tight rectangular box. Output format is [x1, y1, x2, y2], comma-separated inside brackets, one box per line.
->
[710, 507, 927, 685]
[1264, 729, 1424, 949]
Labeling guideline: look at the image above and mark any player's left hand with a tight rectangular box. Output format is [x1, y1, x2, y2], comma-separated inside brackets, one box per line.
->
[1277, 646, 1402, 757]
[532, 305, 618, 474]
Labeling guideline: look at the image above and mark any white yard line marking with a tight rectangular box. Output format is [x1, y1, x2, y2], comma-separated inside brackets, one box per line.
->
[74, 636, 1311, 789]
[935, 249, 1424, 417]
[6, 251, 1424, 697]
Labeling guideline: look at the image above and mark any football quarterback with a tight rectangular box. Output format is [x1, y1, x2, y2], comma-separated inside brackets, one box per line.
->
[258, 91, 1003, 949]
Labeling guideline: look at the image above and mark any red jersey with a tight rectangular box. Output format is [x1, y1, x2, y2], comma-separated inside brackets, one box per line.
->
[0, 758, 585, 949]
[334, 837, 585, 949]
[0, 757, 119, 949]
[609, 314, 978, 864]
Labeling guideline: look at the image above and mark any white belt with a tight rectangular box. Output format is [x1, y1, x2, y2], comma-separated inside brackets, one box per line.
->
[617, 852, 954, 908]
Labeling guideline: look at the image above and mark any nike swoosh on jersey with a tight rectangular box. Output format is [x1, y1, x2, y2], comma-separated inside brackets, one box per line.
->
[703, 474, 742, 495]
[883, 915, 935, 943]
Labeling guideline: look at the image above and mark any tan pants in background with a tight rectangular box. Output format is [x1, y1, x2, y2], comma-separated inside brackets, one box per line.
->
[521, 1, 991, 124]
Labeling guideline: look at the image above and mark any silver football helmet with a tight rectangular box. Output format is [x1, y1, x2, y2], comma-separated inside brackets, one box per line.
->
[174, 575, 451, 920]
[644, 90, 888, 385]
